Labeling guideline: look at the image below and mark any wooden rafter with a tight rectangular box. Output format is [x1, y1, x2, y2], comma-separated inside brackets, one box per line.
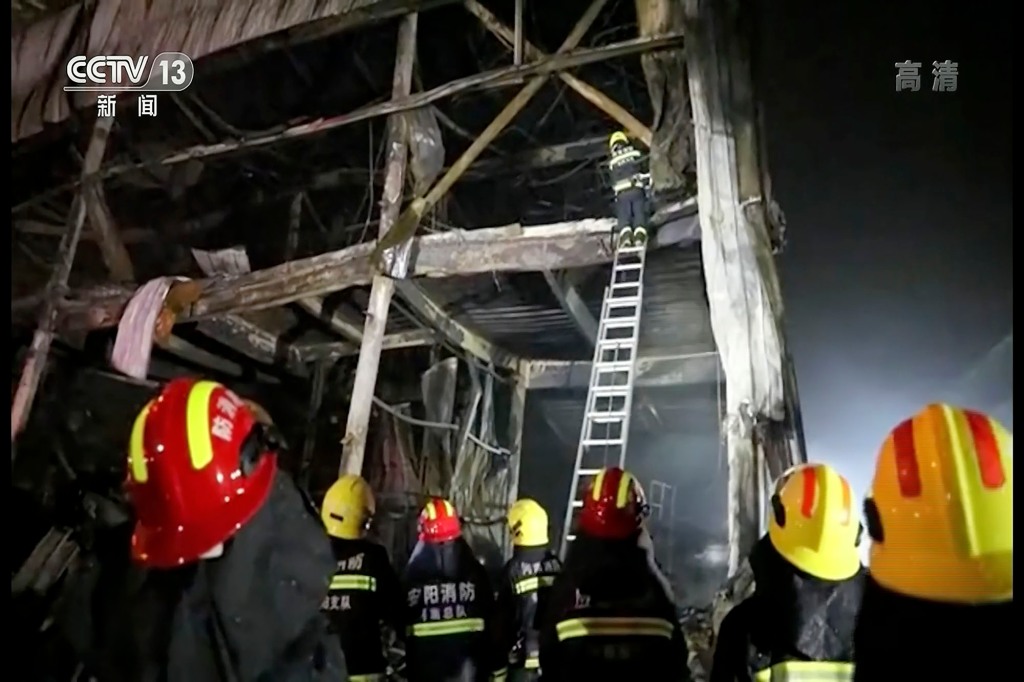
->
[17, 218, 620, 334]
[463, 0, 652, 146]
[373, 0, 612, 259]
[11, 115, 113, 445]
[23, 29, 683, 206]
[394, 281, 516, 369]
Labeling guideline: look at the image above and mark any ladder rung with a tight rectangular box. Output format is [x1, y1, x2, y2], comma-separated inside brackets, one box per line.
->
[566, 534, 577, 542]
[592, 385, 629, 397]
[597, 338, 634, 348]
[611, 281, 640, 289]
[571, 500, 584, 508]
[586, 410, 627, 422]
[582, 438, 624, 447]
[595, 360, 632, 372]
[576, 468, 605, 476]
[601, 318, 639, 329]
[615, 263, 644, 271]
[606, 297, 641, 308]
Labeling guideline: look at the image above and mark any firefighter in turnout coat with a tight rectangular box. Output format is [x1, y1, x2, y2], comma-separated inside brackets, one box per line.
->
[854, 404, 1014, 681]
[320, 474, 404, 682]
[402, 497, 506, 682]
[711, 462, 865, 682]
[608, 131, 651, 250]
[495, 498, 563, 681]
[76, 378, 347, 682]
[539, 467, 690, 681]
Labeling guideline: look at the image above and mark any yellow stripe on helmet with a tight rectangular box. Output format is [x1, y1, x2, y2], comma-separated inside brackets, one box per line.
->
[591, 470, 607, 502]
[185, 380, 220, 471]
[939, 405, 1013, 558]
[616, 471, 634, 508]
[442, 499, 455, 516]
[128, 400, 156, 483]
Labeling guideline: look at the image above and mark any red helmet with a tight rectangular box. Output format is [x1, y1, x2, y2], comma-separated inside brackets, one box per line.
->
[578, 467, 649, 540]
[126, 378, 278, 568]
[418, 497, 462, 544]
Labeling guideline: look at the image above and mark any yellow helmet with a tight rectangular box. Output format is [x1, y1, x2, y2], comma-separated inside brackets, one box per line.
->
[321, 474, 376, 540]
[768, 462, 861, 581]
[866, 404, 1012, 604]
[508, 498, 549, 547]
[609, 131, 630, 149]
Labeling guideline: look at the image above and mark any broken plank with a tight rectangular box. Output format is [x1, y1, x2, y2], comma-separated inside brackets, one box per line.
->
[523, 351, 721, 390]
[194, 315, 308, 376]
[542, 269, 598, 345]
[394, 281, 516, 369]
[37, 218, 620, 333]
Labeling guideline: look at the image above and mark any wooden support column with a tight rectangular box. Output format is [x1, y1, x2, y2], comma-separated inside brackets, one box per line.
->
[11, 115, 114, 448]
[684, 0, 791, 576]
[339, 13, 418, 478]
[503, 362, 528, 554]
[83, 180, 135, 282]
[373, 0, 612, 259]
[464, 0, 651, 146]
[635, 0, 692, 194]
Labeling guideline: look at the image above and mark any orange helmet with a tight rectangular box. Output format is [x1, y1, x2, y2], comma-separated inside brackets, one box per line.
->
[768, 462, 862, 581]
[578, 467, 649, 540]
[865, 404, 1012, 604]
[126, 378, 278, 568]
[418, 497, 461, 544]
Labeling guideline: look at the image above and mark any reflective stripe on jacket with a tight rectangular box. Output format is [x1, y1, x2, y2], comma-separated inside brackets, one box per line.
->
[330, 574, 377, 591]
[555, 616, 675, 641]
[754, 661, 855, 682]
[514, 575, 556, 595]
[409, 617, 486, 638]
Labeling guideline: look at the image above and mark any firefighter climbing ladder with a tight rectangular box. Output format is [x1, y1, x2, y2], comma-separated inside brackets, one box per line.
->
[560, 243, 648, 556]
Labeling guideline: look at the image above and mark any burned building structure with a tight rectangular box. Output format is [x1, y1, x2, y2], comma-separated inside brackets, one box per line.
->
[12, 0, 803, 674]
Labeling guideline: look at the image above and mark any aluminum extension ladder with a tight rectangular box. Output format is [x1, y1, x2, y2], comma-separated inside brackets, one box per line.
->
[559, 242, 648, 556]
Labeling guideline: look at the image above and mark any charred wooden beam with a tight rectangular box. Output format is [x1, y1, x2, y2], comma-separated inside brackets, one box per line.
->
[394, 281, 516, 369]
[296, 297, 366, 344]
[295, 328, 436, 361]
[636, 0, 693, 194]
[89, 16, 682, 191]
[11, 115, 113, 447]
[32, 218, 619, 334]
[464, 0, 652, 146]
[684, 0, 790, 575]
[194, 315, 308, 376]
[82, 171, 134, 282]
[523, 351, 721, 390]
[342, 12, 420, 477]
[542, 270, 598, 345]
[374, 0, 612, 260]
[14, 137, 613, 249]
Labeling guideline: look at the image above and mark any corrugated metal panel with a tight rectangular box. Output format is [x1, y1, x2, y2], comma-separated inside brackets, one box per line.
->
[415, 244, 714, 361]
[11, 0, 430, 143]
[418, 274, 582, 359]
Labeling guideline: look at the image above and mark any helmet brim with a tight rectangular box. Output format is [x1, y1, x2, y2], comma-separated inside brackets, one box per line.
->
[130, 455, 277, 568]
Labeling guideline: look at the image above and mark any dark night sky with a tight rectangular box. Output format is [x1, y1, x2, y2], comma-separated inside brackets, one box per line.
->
[757, 2, 1013, 499]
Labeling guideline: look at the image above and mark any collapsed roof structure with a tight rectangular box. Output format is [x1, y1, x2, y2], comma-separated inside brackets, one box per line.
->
[11, 0, 804, 660]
